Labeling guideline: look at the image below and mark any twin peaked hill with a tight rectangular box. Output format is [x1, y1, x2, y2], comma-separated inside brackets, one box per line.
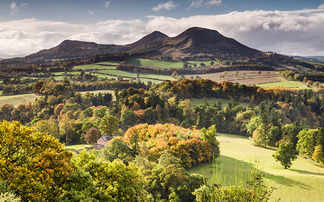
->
[27, 27, 262, 61]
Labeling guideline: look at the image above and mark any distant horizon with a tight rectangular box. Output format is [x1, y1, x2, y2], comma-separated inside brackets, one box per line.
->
[1, 0, 324, 58]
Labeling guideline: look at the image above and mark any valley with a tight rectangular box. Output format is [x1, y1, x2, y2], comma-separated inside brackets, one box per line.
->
[0, 26, 324, 201]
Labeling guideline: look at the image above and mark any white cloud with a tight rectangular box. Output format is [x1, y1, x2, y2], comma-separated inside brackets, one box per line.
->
[88, 10, 94, 15]
[206, 0, 222, 6]
[152, 1, 177, 12]
[1, 6, 324, 58]
[10, 2, 28, 15]
[189, 0, 204, 9]
[317, 4, 324, 9]
[104, 1, 110, 8]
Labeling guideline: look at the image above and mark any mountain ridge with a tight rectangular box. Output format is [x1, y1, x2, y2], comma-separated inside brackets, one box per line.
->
[19, 27, 263, 61]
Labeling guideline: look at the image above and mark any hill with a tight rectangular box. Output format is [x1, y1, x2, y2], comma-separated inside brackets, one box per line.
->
[26, 40, 125, 60]
[129, 27, 263, 59]
[127, 31, 169, 49]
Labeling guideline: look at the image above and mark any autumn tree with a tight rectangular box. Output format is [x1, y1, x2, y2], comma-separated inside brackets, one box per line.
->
[84, 127, 101, 144]
[0, 121, 73, 201]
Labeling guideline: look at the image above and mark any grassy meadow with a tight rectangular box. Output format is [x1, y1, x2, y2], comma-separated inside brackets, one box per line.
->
[188, 133, 324, 202]
[0, 94, 43, 107]
[126, 58, 216, 68]
[65, 144, 91, 152]
[258, 81, 309, 89]
[185, 70, 282, 85]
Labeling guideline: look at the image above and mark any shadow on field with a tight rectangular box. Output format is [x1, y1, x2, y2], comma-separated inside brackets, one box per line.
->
[189, 155, 313, 190]
[290, 168, 324, 176]
[263, 172, 312, 190]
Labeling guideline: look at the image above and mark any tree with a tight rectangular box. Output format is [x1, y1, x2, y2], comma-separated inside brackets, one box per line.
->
[93, 106, 109, 118]
[99, 115, 119, 135]
[272, 142, 298, 169]
[0, 121, 73, 201]
[33, 119, 59, 139]
[71, 150, 148, 201]
[200, 125, 220, 155]
[84, 127, 101, 144]
[312, 144, 324, 164]
[120, 108, 136, 130]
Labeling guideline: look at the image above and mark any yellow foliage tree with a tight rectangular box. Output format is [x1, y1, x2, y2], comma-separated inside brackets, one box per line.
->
[0, 121, 73, 201]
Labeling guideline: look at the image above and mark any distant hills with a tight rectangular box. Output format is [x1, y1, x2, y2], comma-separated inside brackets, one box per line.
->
[24, 27, 263, 61]
[293, 56, 324, 63]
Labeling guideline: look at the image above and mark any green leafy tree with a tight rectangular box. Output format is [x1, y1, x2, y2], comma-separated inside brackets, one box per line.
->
[120, 108, 136, 130]
[312, 144, 324, 164]
[93, 106, 109, 118]
[200, 125, 220, 155]
[273, 142, 298, 169]
[72, 150, 148, 201]
[99, 115, 119, 135]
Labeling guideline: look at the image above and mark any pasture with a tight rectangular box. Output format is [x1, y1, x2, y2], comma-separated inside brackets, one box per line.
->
[0, 94, 43, 107]
[126, 58, 216, 68]
[184, 70, 282, 85]
[258, 81, 309, 89]
[188, 133, 324, 202]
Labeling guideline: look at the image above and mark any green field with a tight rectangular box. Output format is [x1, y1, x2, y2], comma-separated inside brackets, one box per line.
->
[126, 58, 183, 68]
[65, 144, 91, 152]
[95, 61, 121, 66]
[126, 58, 216, 68]
[0, 94, 43, 107]
[258, 81, 309, 89]
[190, 97, 250, 107]
[73, 64, 117, 70]
[188, 133, 324, 202]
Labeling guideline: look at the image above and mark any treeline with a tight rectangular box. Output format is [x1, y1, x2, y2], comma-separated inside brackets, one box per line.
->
[0, 78, 149, 96]
[156, 79, 306, 102]
[280, 70, 324, 84]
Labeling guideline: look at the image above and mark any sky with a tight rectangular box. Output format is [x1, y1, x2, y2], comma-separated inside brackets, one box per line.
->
[1, 0, 324, 58]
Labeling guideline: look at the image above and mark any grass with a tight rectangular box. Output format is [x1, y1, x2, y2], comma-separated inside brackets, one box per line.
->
[190, 97, 250, 108]
[188, 133, 324, 201]
[80, 90, 116, 100]
[73, 64, 117, 70]
[65, 144, 91, 152]
[258, 81, 309, 89]
[95, 61, 121, 66]
[127, 58, 183, 68]
[126, 58, 216, 69]
[0, 94, 43, 107]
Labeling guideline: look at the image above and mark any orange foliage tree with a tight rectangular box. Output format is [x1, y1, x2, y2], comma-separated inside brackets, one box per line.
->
[122, 123, 219, 168]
